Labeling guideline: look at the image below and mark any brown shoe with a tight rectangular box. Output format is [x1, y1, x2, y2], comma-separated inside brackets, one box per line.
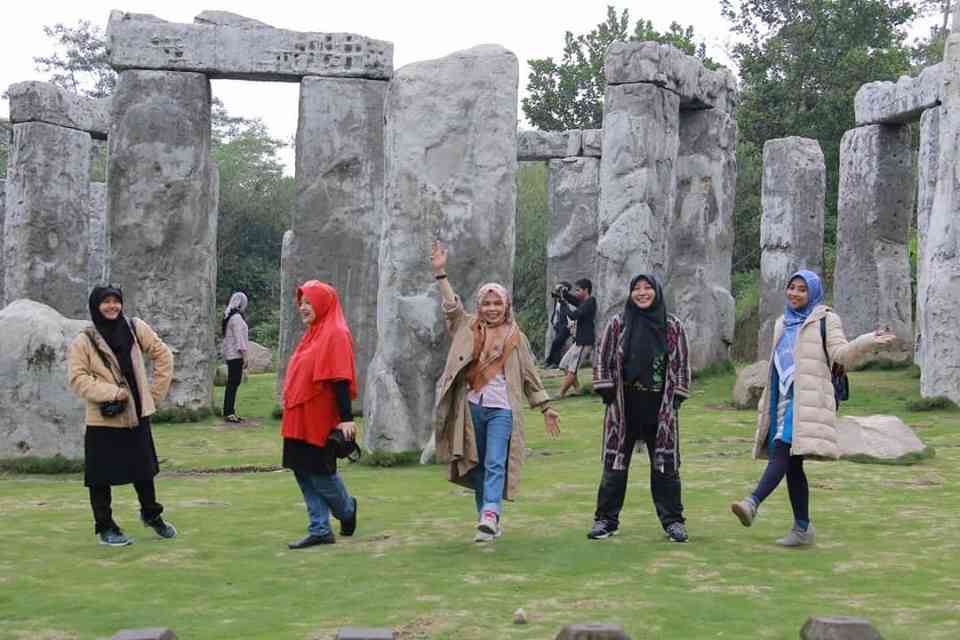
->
[731, 499, 757, 527]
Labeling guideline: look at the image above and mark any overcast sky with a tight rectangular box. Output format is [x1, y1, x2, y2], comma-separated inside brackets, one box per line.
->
[0, 1, 939, 172]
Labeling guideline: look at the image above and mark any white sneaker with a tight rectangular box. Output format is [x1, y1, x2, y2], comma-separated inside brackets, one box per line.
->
[473, 525, 503, 543]
[477, 510, 499, 535]
[776, 524, 816, 547]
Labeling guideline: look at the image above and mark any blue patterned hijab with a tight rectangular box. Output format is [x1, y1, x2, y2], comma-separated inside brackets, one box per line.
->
[774, 270, 824, 395]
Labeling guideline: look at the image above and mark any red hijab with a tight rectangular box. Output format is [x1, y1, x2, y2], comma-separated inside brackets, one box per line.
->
[283, 281, 357, 409]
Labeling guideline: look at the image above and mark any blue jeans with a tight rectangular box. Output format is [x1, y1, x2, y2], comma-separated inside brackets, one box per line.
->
[468, 403, 514, 515]
[293, 470, 355, 536]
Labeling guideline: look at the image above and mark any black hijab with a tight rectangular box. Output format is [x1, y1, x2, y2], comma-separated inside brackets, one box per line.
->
[621, 274, 668, 386]
[89, 286, 142, 417]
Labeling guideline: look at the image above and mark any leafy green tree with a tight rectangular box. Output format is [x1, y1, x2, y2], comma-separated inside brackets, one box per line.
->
[0, 119, 10, 177]
[523, 5, 717, 131]
[912, 0, 952, 67]
[513, 162, 550, 356]
[33, 21, 116, 98]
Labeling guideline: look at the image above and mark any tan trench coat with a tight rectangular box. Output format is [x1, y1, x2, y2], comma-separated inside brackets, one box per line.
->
[752, 305, 875, 460]
[433, 297, 550, 500]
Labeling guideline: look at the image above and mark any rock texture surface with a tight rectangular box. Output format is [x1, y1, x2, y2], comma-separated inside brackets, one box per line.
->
[758, 137, 825, 360]
[581, 129, 602, 157]
[605, 41, 736, 112]
[0, 179, 5, 306]
[596, 82, 679, 328]
[854, 63, 942, 126]
[7, 81, 110, 139]
[246, 340, 274, 373]
[544, 157, 599, 353]
[517, 129, 581, 160]
[0, 299, 86, 460]
[107, 70, 217, 410]
[915, 108, 940, 366]
[3, 122, 91, 317]
[834, 125, 914, 362]
[670, 108, 736, 369]
[733, 361, 768, 410]
[364, 45, 518, 453]
[278, 77, 385, 402]
[107, 10, 393, 81]
[800, 616, 883, 640]
[555, 623, 631, 640]
[88, 182, 107, 287]
[836, 415, 928, 462]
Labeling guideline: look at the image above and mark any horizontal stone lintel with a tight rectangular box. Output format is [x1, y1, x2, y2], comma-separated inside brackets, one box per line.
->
[854, 63, 942, 125]
[7, 81, 110, 139]
[517, 129, 602, 160]
[107, 10, 394, 81]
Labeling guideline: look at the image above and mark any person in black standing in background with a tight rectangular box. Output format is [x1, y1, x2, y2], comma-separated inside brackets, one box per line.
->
[545, 281, 573, 368]
[559, 278, 597, 397]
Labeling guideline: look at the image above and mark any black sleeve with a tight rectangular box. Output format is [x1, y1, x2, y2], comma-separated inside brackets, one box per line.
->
[332, 380, 353, 422]
[568, 295, 594, 320]
[562, 290, 582, 308]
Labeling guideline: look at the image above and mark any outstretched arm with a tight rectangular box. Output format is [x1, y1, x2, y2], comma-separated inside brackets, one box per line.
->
[431, 240, 456, 305]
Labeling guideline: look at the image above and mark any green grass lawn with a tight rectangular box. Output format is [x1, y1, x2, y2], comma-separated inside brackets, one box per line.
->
[1, 368, 958, 640]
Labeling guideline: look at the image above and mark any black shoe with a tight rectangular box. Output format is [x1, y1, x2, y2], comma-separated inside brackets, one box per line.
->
[287, 533, 335, 549]
[142, 515, 177, 539]
[665, 522, 688, 543]
[587, 520, 617, 540]
[340, 497, 358, 537]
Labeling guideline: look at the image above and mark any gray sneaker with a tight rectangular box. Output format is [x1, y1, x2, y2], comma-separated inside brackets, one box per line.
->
[776, 524, 816, 547]
[98, 529, 133, 547]
[142, 515, 177, 539]
[473, 525, 503, 543]
[731, 498, 758, 527]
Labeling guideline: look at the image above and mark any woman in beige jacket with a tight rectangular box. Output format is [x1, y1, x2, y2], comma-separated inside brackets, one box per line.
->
[731, 270, 895, 546]
[431, 240, 560, 543]
[68, 286, 175, 547]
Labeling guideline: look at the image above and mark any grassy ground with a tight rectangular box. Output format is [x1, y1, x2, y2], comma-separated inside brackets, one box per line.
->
[1, 368, 957, 640]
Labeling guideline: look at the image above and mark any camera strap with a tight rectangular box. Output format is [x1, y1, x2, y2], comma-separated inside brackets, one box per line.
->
[84, 329, 122, 385]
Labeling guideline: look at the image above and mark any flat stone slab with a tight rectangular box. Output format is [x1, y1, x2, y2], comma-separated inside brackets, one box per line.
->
[7, 81, 110, 139]
[107, 10, 393, 81]
[801, 616, 883, 640]
[111, 629, 176, 640]
[604, 41, 736, 112]
[581, 128, 602, 157]
[837, 415, 929, 463]
[855, 63, 941, 125]
[336, 629, 396, 640]
[556, 623, 631, 640]
[518, 129, 581, 160]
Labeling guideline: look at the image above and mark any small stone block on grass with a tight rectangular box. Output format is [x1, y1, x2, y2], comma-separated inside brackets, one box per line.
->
[110, 629, 176, 640]
[335, 628, 396, 640]
[801, 616, 884, 640]
[556, 623, 631, 640]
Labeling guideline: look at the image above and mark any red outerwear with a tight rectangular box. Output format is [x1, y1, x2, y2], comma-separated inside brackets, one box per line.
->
[281, 281, 357, 448]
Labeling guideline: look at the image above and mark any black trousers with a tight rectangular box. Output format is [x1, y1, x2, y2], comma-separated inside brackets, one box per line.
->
[89, 480, 163, 534]
[546, 325, 571, 367]
[594, 391, 684, 530]
[752, 439, 809, 524]
[223, 358, 244, 416]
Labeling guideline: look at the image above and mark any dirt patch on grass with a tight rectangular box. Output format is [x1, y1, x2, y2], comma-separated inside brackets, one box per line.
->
[213, 419, 263, 430]
[13, 630, 79, 640]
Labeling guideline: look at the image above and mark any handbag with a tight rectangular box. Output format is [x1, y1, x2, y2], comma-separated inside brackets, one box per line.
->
[326, 429, 362, 462]
[819, 317, 850, 409]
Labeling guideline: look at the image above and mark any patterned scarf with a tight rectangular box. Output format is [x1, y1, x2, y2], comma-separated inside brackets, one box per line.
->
[466, 283, 520, 392]
[774, 270, 824, 395]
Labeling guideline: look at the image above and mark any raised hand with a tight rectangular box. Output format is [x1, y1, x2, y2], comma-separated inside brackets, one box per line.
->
[872, 329, 897, 347]
[431, 239, 448, 274]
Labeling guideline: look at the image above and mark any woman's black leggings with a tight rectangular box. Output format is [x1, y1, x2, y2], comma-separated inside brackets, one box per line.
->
[223, 358, 244, 416]
[752, 439, 809, 524]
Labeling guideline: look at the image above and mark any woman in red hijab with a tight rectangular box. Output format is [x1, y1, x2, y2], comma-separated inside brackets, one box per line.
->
[281, 280, 359, 549]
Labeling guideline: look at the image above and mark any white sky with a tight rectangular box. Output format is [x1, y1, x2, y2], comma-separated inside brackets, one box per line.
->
[0, 1, 940, 173]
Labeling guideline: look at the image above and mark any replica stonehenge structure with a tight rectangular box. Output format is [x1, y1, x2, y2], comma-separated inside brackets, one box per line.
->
[2, 8, 960, 460]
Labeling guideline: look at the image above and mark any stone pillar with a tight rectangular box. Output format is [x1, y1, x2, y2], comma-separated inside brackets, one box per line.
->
[278, 77, 386, 401]
[670, 108, 737, 370]
[277, 229, 295, 399]
[0, 178, 5, 306]
[3, 122, 91, 317]
[88, 182, 108, 288]
[364, 45, 518, 453]
[920, 18, 960, 402]
[544, 157, 599, 357]
[596, 82, 679, 328]
[107, 70, 217, 410]
[758, 137, 825, 360]
[915, 107, 940, 367]
[834, 125, 914, 362]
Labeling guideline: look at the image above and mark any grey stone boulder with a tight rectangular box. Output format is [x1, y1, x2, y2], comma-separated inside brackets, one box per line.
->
[107, 10, 393, 81]
[854, 63, 941, 126]
[335, 629, 396, 640]
[556, 623, 631, 640]
[246, 341, 274, 373]
[800, 616, 883, 640]
[517, 129, 581, 160]
[581, 129, 602, 157]
[837, 415, 929, 463]
[733, 361, 768, 410]
[0, 299, 86, 460]
[7, 81, 110, 139]
[111, 629, 177, 640]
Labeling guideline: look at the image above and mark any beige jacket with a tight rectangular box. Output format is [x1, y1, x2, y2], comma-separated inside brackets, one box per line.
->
[433, 297, 551, 500]
[752, 305, 875, 460]
[68, 319, 174, 428]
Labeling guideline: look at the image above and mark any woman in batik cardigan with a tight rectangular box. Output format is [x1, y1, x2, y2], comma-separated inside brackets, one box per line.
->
[588, 274, 691, 543]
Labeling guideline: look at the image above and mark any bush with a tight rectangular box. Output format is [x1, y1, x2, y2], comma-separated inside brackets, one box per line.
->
[0, 455, 84, 474]
[358, 450, 422, 467]
[692, 359, 735, 380]
[152, 406, 216, 424]
[906, 396, 958, 412]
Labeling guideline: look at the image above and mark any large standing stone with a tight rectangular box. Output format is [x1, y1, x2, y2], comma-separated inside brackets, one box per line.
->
[107, 11, 393, 81]
[107, 70, 217, 410]
[7, 81, 111, 139]
[0, 178, 5, 306]
[88, 182, 107, 287]
[0, 299, 86, 460]
[364, 45, 518, 453]
[3, 122, 91, 317]
[854, 63, 942, 126]
[544, 157, 599, 355]
[670, 108, 736, 370]
[834, 125, 914, 362]
[915, 108, 940, 366]
[596, 82, 679, 328]
[758, 137, 825, 360]
[278, 77, 386, 402]
[277, 229, 295, 399]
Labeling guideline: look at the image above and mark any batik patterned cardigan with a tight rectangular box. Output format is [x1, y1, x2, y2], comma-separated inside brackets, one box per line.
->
[592, 313, 691, 472]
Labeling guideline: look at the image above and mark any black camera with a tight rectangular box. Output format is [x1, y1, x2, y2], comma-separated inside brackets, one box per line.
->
[327, 430, 362, 462]
[99, 400, 127, 417]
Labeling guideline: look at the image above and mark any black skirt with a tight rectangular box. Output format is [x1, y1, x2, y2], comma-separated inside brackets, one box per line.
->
[84, 418, 160, 487]
[282, 438, 337, 476]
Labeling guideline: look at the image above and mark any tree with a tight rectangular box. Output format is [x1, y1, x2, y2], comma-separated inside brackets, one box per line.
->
[912, 0, 953, 67]
[33, 21, 116, 98]
[523, 5, 718, 131]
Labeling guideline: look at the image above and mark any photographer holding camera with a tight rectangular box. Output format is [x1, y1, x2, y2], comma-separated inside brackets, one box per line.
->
[545, 281, 573, 368]
[68, 286, 175, 547]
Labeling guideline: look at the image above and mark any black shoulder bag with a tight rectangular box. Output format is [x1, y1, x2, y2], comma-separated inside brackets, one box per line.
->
[820, 317, 850, 410]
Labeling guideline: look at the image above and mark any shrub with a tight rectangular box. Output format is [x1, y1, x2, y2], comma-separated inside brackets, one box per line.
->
[0, 454, 84, 474]
[906, 396, 958, 412]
